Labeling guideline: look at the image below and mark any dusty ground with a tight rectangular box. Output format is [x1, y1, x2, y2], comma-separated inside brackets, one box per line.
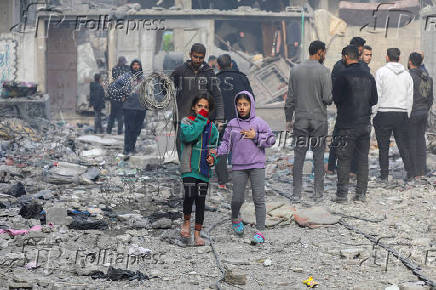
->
[0, 115, 435, 290]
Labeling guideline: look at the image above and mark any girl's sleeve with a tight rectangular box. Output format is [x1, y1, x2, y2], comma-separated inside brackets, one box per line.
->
[209, 125, 219, 166]
[180, 115, 208, 143]
[254, 120, 276, 148]
[217, 125, 232, 156]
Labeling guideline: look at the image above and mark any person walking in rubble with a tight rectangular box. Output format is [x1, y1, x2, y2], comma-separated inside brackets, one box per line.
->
[111, 59, 146, 155]
[332, 45, 378, 203]
[407, 52, 433, 180]
[89, 73, 106, 134]
[285, 40, 332, 201]
[373, 48, 413, 181]
[179, 95, 218, 246]
[171, 43, 224, 160]
[107, 56, 129, 135]
[218, 91, 276, 245]
[214, 54, 254, 190]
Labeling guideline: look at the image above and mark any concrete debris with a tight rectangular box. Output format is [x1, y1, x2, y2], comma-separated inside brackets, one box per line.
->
[0, 113, 434, 289]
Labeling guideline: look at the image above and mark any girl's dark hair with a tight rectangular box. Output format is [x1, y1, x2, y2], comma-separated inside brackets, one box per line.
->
[94, 73, 101, 82]
[190, 95, 215, 115]
[235, 93, 250, 104]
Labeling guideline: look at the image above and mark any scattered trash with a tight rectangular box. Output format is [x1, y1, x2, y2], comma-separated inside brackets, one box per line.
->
[19, 202, 43, 219]
[302, 276, 319, 288]
[4, 182, 26, 197]
[89, 266, 149, 281]
[68, 216, 108, 230]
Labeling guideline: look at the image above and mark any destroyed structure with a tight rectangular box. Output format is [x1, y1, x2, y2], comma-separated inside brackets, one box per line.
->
[0, 0, 435, 289]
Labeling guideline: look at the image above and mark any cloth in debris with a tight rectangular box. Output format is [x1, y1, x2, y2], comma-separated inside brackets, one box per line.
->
[0, 225, 48, 236]
[68, 216, 108, 230]
[89, 266, 149, 281]
[4, 182, 26, 197]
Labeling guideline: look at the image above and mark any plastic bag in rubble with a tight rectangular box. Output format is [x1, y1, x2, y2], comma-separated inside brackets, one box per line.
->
[90, 266, 149, 281]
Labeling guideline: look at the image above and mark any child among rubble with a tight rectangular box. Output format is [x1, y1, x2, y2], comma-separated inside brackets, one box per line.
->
[217, 91, 276, 245]
[179, 95, 219, 246]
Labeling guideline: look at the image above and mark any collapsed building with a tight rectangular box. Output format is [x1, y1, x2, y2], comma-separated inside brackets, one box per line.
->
[0, 0, 435, 130]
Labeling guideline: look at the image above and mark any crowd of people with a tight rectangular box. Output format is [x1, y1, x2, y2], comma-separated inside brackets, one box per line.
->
[89, 39, 433, 246]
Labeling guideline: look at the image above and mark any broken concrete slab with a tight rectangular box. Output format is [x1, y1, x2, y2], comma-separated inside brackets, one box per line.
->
[76, 135, 122, 147]
[81, 148, 106, 158]
[128, 155, 161, 169]
[224, 269, 247, 286]
[291, 207, 340, 228]
[46, 207, 72, 226]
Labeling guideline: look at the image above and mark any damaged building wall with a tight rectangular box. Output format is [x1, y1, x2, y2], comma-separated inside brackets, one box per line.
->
[0, 32, 37, 86]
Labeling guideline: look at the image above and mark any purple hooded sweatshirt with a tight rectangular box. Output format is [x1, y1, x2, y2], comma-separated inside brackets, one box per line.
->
[217, 91, 276, 170]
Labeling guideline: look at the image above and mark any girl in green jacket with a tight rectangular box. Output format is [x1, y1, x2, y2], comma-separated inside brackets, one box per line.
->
[179, 95, 219, 246]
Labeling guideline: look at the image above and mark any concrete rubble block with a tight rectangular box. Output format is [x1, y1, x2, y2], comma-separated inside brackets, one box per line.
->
[46, 207, 72, 226]
[80, 148, 106, 158]
[128, 155, 161, 169]
[152, 218, 172, 229]
[224, 270, 247, 286]
[291, 207, 340, 228]
[76, 135, 123, 147]
[0, 253, 26, 268]
[117, 213, 143, 222]
[340, 248, 366, 260]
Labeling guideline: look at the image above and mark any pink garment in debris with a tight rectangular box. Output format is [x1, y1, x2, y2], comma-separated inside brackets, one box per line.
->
[0, 225, 44, 236]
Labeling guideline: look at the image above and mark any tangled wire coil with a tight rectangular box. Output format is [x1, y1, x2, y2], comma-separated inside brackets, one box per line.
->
[138, 72, 176, 111]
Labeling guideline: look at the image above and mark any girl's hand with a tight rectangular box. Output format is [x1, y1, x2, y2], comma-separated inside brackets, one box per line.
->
[206, 155, 214, 166]
[241, 128, 256, 139]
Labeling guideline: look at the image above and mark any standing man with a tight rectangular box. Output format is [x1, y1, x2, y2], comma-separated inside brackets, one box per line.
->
[373, 48, 413, 181]
[214, 54, 254, 189]
[285, 40, 332, 201]
[408, 52, 433, 179]
[107, 56, 129, 135]
[89, 73, 106, 134]
[171, 43, 224, 159]
[332, 46, 378, 203]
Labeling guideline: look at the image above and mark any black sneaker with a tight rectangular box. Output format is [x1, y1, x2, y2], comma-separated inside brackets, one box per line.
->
[331, 195, 347, 203]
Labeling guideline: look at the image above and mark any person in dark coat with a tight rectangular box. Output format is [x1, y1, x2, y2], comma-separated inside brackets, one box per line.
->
[112, 59, 146, 155]
[214, 54, 254, 189]
[408, 52, 434, 178]
[332, 45, 378, 203]
[89, 73, 106, 134]
[171, 43, 224, 159]
[107, 56, 129, 135]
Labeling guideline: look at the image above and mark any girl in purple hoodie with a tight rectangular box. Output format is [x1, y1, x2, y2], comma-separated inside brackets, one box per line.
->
[217, 91, 276, 244]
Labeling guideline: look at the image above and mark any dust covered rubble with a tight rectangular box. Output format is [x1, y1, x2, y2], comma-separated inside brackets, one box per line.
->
[0, 116, 434, 289]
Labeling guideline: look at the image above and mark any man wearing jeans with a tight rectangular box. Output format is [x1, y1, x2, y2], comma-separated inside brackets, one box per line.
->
[332, 46, 378, 203]
[285, 40, 332, 201]
[373, 48, 413, 181]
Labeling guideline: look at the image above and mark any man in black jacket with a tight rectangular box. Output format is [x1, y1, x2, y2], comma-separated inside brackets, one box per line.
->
[107, 56, 129, 135]
[328, 38, 369, 175]
[171, 43, 224, 158]
[214, 54, 254, 189]
[89, 73, 106, 134]
[332, 45, 378, 203]
[408, 52, 434, 178]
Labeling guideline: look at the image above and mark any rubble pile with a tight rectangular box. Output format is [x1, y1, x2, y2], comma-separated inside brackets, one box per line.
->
[0, 115, 434, 289]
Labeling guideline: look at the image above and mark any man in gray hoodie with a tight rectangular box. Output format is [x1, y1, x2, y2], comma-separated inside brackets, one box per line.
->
[285, 40, 333, 201]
